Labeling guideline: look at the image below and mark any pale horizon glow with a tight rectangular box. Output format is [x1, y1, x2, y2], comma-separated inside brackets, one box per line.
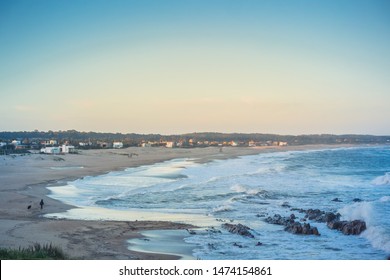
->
[0, 0, 389, 135]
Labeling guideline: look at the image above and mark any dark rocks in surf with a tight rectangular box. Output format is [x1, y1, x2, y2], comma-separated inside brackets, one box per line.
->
[285, 222, 320, 236]
[265, 214, 294, 226]
[281, 202, 291, 208]
[332, 198, 343, 202]
[206, 227, 222, 234]
[352, 198, 363, 202]
[322, 212, 341, 223]
[265, 214, 320, 236]
[305, 209, 325, 221]
[327, 220, 366, 235]
[291, 208, 340, 223]
[186, 229, 197, 235]
[222, 223, 255, 238]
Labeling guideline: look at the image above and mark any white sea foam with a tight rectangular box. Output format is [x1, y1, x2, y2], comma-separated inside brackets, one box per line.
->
[212, 206, 233, 213]
[230, 184, 259, 195]
[372, 172, 390, 185]
[379, 196, 390, 202]
[361, 226, 390, 253]
[47, 184, 83, 197]
[338, 202, 373, 225]
[339, 199, 390, 254]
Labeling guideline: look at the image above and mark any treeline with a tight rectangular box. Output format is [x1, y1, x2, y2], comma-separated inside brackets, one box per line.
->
[0, 130, 389, 146]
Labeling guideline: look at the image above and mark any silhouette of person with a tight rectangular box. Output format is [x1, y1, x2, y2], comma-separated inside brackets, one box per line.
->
[40, 199, 44, 209]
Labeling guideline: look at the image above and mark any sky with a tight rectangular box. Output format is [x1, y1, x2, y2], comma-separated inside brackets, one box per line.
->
[0, 0, 389, 135]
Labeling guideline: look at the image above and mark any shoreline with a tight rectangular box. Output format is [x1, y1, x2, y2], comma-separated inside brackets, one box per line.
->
[0, 144, 366, 259]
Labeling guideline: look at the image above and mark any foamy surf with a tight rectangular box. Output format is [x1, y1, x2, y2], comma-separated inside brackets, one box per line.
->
[372, 172, 390, 185]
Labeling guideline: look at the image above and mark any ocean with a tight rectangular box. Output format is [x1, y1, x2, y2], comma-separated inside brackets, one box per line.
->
[47, 146, 390, 260]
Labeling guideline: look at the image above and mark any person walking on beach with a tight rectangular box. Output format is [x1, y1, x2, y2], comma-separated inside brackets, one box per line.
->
[39, 199, 44, 209]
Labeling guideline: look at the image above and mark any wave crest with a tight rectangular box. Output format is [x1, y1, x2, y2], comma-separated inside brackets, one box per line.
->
[372, 172, 390, 185]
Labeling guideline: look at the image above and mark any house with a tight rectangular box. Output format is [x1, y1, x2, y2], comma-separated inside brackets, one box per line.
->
[40, 147, 61, 154]
[113, 142, 123, 149]
[165, 141, 175, 148]
[97, 141, 109, 148]
[11, 140, 22, 146]
[141, 142, 152, 148]
[61, 145, 75, 153]
[79, 142, 92, 147]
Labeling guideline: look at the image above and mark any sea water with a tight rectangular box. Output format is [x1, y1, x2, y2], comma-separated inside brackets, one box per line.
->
[47, 146, 390, 259]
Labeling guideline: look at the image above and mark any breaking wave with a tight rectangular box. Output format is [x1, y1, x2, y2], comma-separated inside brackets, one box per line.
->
[372, 172, 390, 185]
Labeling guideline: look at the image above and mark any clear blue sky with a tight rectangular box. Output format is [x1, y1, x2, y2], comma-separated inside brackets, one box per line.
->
[1, 0, 389, 135]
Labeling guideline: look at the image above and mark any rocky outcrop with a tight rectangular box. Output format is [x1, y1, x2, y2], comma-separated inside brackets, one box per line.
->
[265, 214, 294, 226]
[291, 208, 340, 223]
[265, 214, 320, 236]
[285, 222, 320, 235]
[222, 223, 254, 238]
[327, 220, 366, 235]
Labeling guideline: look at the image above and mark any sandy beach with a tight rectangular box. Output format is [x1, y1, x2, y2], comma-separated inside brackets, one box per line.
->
[0, 145, 350, 259]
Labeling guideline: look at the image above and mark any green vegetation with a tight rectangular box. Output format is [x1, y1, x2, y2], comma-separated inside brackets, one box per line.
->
[0, 243, 67, 260]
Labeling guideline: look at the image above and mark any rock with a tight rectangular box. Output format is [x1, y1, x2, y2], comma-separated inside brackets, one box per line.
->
[206, 227, 222, 234]
[222, 223, 255, 238]
[341, 220, 366, 235]
[327, 220, 344, 230]
[186, 229, 196, 235]
[305, 209, 325, 221]
[332, 198, 343, 202]
[285, 222, 320, 236]
[312, 227, 320, 235]
[353, 198, 363, 202]
[265, 214, 294, 226]
[297, 208, 340, 223]
[322, 212, 340, 223]
[286, 222, 303, 234]
[265, 214, 319, 235]
[327, 220, 366, 235]
[281, 202, 291, 208]
[256, 242, 263, 246]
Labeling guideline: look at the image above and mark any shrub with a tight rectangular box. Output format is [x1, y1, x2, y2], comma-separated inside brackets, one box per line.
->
[0, 243, 67, 260]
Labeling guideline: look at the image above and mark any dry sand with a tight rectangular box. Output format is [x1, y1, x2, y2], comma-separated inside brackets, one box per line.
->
[0, 145, 349, 259]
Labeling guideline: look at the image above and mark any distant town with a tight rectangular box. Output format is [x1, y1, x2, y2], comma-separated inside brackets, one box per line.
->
[1, 130, 389, 155]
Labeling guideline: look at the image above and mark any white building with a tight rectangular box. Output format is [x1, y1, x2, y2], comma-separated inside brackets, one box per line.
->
[11, 140, 22, 146]
[61, 145, 75, 153]
[113, 142, 124, 149]
[40, 147, 61, 154]
[141, 142, 152, 148]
